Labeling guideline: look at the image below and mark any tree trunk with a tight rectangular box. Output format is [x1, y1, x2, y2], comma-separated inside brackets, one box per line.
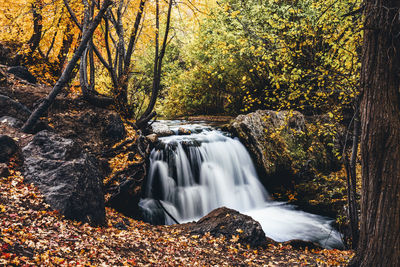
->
[349, 0, 400, 266]
[344, 107, 360, 249]
[21, 0, 113, 133]
[136, 0, 173, 128]
[27, 0, 43, 59]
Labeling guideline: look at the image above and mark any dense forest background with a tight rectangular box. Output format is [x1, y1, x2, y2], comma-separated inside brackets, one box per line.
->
[0, 0, 362, 120]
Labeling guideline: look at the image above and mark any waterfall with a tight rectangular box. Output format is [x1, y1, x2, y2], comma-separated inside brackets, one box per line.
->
[139, 122, 343, 249]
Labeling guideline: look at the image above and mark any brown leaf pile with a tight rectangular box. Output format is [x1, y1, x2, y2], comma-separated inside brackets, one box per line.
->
[0, 169, 354, 266]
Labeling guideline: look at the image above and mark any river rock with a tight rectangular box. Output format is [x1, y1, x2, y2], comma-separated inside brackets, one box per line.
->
[22, 131, 106, 226]
[151, 122, 174, 137]
[187, 207, 271, 248]
[178, 127, 191, 135]
[146, 133, 158, 144]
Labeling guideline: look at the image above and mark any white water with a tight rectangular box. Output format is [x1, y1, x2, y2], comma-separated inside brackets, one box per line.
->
[139, 122, 343, 249]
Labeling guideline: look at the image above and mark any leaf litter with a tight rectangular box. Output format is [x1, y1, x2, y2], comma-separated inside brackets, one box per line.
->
[0, 168, 354, 266]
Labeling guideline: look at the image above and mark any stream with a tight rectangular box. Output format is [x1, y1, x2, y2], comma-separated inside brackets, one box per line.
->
[139, 120, 343, 249]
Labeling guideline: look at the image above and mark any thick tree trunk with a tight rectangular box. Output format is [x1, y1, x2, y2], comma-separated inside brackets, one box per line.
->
[21, 0, 113, 133]
[349, 0, 400, 266]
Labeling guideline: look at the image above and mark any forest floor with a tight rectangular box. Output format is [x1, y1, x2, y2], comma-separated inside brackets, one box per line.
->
[0, 70, 354, 266]
[0, 169, 354, 266]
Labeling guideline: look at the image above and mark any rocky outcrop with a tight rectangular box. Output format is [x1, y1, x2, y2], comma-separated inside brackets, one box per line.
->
[228, 110, 340, 190]
[22, 131, 106, 226]
[186, 207, 272, 248]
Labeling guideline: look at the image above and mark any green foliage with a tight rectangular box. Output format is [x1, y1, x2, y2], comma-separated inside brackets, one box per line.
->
[158, 0, 362, 119]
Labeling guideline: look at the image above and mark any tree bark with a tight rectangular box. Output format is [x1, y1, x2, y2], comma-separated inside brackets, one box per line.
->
[21, 0, 113, 133]
[349, 0, 400, 266]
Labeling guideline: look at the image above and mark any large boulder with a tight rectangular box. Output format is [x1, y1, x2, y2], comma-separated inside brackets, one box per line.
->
[22, 131, 106, 226]
[228, 110, 340, 190]
[186, 207, 271, 248]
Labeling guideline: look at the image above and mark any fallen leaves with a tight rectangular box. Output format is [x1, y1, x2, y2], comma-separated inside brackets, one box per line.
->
[0, 168, 354, 266]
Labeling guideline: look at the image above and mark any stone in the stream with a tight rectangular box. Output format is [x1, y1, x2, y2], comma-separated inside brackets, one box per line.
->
[146, 133, 158, 144]
[22, 131, 106, 226]
[186, 207, 273, 248]
[151, 122, 174, 137]
[177, 127, 191, 135]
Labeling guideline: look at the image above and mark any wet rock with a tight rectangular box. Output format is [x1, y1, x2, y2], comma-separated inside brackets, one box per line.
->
[22, 131, 106, 226]
[146, 133, 158, 144]
[0, 135, 19, 163]
[0, 116, 23, 128]
[187, 207, 272, 248]
[7, 66, 37, 84]
[151, 122, 174, 137]
[178, 127, 191, 135]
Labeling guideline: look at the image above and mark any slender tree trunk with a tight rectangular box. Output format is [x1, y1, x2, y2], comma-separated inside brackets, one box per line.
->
[349, 0, 400, 266]
[136, 0, 173, 128]
[344, 106, 360, 249]
[22, 0, 113, 133]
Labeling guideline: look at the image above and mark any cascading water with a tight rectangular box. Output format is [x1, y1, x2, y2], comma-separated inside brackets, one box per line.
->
[139, 121, 343, 249]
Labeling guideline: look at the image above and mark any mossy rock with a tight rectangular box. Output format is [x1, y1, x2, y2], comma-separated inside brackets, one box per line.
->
[228, 110, 341, 191]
